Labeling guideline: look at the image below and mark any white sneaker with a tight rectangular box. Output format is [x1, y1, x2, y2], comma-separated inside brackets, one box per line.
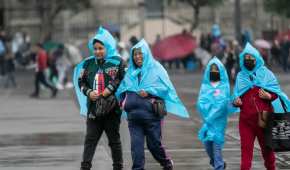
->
[65, 82, 73, 89]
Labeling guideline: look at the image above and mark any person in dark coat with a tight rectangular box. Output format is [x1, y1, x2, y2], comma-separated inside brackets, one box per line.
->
[75, 27, 125, 170]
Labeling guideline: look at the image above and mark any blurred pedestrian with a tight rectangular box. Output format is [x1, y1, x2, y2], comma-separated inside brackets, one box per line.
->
[12, 31, 27, 66]
[74, 27, 125, 170]
[210, 24, 226, 59]
[30, 43, 57, 98]
[0, 29, 7, 77]
[4, 41, 17, 88]
[233, 43, 290, 170]
[280, 36, 290, 72]
[118, 42, 129, 64]
[200, 33, 208, 51]
[54, 44, 70, 90]
[225, 40, 237, 82]
[241, 29, 253, 48]
[197, 57, 233, 170]
[116, 39, 189, 170]
[129, 36, 138, 48]
[270, 40, 281, 66]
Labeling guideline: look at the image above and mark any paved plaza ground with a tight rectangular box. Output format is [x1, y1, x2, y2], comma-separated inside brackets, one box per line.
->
[0, 68, 289, 170]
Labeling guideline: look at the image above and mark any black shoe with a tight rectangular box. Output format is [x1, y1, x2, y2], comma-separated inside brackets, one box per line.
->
[51, 88, 57, 98]
[80, 161, 91, 170]
[113, 167, 123, 170]
[30, 93, 39, 98]
[80, 168, 90, 170]
[224, 162, 227, 170]
[163, 160, 173, 170]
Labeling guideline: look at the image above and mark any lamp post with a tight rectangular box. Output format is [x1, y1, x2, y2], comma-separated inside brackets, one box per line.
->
[234, 0, 242, 44]
[162, 0, 166, 38]
[138, 1, 146, 38]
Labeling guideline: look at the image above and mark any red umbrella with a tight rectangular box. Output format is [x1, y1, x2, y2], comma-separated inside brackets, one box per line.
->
[152, 33, 197, 61]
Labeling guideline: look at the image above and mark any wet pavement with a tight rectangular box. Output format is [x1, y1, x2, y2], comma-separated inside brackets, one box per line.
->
[0, 68, 290, 170]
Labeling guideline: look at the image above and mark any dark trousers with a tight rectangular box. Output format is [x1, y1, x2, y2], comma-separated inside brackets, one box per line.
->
[4, 72, 17, 88]
[33, 71, 55, 96]
[282, 55, 289, 72]
[81, 113, 123, 170]
[0, 57, 5, 76]
[128, 119, 172, 170]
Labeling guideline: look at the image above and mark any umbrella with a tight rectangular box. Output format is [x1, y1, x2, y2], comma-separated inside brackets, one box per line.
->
[254, 39, 271, 49]
[152, 33, 197, 61]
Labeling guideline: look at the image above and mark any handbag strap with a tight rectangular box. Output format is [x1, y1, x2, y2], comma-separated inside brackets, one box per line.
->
[278, 96, 287, 113]
[252, 96, 261, 113]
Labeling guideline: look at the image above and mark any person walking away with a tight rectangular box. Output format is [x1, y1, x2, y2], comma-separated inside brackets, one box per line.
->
[225, 41, 236, 82]
[30, 43, 57, 98]
[4, 40, 17, 88]
[270, 40, 281, 66]
[280, 36, 290, 72]
[54, 44, 70, 90]
[0, 30, 7, 77]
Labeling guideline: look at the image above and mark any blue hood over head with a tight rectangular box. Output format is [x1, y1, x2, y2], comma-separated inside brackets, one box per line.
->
[73, 27, 120, 116]
[116, 39, 189, 118]
[233, 42, 290, 113]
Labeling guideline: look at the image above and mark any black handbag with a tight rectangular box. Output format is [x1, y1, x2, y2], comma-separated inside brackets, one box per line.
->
[152, 98, 167, 117]
[265, 98, 290, 152]
[93, 95, 117, 117]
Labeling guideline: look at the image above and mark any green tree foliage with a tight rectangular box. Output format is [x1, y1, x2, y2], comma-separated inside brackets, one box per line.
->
[264, 0, 290, 18]
[20, 0, 91, 40]
[175, 0, 224, 31]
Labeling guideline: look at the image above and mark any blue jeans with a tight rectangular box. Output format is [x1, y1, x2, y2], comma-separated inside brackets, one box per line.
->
[128, 119, 172, 170]
[204, 141, 225, 170]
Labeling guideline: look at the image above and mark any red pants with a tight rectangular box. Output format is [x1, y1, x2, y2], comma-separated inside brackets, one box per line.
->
[239, 120, 276, 170]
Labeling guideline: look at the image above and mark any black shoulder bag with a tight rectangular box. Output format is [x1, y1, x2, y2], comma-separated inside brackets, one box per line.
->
[264, 97, 290, 152]
[151, 98, 167, 117]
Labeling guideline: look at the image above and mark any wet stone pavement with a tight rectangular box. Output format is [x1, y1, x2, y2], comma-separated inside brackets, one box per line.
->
[0, 69, 289, 170]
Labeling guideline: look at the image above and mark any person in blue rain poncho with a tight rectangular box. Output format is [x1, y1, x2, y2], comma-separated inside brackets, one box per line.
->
[232, 43, 290, 170]
[73, 27, 125, 170]
[233, 43, 290, 112]
[116, 39, 189, 170]
[197, 57, 232, 170]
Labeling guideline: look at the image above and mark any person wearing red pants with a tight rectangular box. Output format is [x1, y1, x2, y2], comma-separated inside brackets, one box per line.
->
[232, 43, 290, 170]
[236, 85, 277, 170]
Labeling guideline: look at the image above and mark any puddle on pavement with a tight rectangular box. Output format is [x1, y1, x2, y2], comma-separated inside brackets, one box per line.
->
[0, 132, 84, 147]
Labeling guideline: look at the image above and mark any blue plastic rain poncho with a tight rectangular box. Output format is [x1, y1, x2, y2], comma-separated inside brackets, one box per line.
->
[116, 39, 189, 118]
[73, 27, 121, 116]
[197, 57, 234, 145]
[233, 43, 290, 113]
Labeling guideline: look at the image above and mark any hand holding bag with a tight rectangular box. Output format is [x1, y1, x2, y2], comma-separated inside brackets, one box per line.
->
[94, 95, 117, 117]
